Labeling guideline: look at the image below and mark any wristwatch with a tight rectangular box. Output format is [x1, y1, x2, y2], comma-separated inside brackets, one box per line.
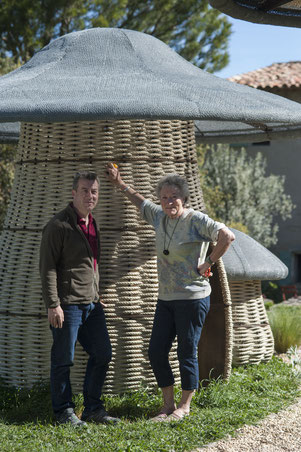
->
[205, 255, 215, 266]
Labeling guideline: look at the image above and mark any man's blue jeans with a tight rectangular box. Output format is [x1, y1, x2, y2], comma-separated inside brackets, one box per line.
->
[50, 302, 112, 414]
[148, 297, 210, 390]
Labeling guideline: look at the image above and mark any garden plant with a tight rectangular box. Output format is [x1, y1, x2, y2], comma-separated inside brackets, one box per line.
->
[268, 304, 301, 353]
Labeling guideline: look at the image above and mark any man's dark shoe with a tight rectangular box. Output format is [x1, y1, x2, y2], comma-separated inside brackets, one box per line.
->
[55, 408, 87, 427]
[82, 407, 120, 424]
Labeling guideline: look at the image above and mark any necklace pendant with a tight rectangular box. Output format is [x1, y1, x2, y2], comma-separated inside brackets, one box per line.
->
[163, 249, 169, 255]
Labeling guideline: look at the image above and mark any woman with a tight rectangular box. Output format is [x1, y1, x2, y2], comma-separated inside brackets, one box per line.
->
[106, 164, 235, 421]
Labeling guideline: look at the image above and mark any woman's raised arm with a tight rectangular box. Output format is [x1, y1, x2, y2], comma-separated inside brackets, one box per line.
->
[106, 163, 145, 210]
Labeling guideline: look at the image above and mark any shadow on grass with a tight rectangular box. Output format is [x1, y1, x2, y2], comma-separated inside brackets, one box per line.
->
[106, 400, 158, 421]
[101, 383, 164, 422]
[0, 379, 53, 425]
[0, 379, 162, 425]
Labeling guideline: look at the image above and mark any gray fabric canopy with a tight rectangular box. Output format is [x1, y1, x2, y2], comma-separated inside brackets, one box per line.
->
[1, 27, 301, 139]
[210, 0, 301, 28]
[222, 228, 288, 281]
[0, 122, 20, 143]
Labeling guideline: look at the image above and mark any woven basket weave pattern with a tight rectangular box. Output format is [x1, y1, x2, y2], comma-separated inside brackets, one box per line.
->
[0, 119, 206, 392]
[230, 280, 274, 366]
[216, 256, 233, 380]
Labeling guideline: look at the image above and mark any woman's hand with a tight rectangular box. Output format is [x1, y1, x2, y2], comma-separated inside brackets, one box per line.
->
[197, 262, 213, 278]
[106, 162, 125, 189]
[105, 162, 145, 208]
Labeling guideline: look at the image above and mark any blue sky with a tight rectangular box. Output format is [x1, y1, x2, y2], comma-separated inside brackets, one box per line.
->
[217, 17, 301, 78]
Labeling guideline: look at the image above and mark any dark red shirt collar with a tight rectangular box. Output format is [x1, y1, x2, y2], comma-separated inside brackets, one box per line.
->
[78, 213, 93, 227]
[71, 203, 98, 271]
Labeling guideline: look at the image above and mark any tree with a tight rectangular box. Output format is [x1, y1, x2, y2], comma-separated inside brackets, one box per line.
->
[0, 0, 231, 72]
[0, 56, 20, 75]
[198, 144, 295, 248]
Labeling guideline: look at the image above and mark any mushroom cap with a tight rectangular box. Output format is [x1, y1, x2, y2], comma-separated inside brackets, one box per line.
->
[1, 27, 301, 133]
[222, 228, 288, 281]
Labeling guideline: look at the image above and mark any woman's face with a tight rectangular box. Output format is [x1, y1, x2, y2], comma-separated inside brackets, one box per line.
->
[159, 184, 185, 219]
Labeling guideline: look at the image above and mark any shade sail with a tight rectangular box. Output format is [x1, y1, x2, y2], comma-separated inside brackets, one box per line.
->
[1, 28, 301, 139]
[210, 0, 301, 28]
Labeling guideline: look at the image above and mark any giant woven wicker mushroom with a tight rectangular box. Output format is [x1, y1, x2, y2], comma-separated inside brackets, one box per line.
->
[0, 28, 300, 392]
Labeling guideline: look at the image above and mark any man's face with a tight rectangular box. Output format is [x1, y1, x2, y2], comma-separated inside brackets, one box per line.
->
[72, 178, 99, 217]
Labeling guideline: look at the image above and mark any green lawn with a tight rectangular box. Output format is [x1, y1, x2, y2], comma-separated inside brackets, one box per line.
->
[0, 357, 299, 451]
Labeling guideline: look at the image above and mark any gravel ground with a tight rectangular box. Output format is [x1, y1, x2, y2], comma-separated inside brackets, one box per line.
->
[197, 298, 301, 452]
[197, 394, 301, 452]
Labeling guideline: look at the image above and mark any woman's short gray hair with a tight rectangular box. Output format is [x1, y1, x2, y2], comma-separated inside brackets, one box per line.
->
[156, 174, 190, 202]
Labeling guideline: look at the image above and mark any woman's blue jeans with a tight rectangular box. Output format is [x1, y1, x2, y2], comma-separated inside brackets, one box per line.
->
[148, 297, 210, 390]
[50, 302, 112, 414]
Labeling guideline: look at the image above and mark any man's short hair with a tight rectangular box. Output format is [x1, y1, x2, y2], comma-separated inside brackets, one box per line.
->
[72, 171, 99, 190]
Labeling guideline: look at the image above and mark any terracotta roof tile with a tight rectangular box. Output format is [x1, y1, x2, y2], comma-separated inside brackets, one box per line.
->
[228, 61, 301, 89]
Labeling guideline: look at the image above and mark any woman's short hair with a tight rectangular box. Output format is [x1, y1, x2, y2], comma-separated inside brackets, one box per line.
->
[156, 174, 190, 203]
[72, 171, 99, 190]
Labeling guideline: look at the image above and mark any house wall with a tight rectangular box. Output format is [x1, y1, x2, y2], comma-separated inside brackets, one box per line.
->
[245, 138, 301, 287]
[263, 87, 301, 104]
[250, 86, 301, 287]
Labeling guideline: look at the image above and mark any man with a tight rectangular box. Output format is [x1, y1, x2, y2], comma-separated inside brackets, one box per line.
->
[40, 171, 119, 426]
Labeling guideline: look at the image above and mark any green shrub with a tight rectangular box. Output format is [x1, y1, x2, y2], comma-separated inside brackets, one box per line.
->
[268, 305, 301, 353]
[262, 281, 283, 303]
[264, 299, 274, 311]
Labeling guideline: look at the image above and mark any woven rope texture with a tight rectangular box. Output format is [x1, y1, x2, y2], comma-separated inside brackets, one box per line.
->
[215, 256, 233, 380]
[0, 119, 206, 392]
[230, 280, 274, 366]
